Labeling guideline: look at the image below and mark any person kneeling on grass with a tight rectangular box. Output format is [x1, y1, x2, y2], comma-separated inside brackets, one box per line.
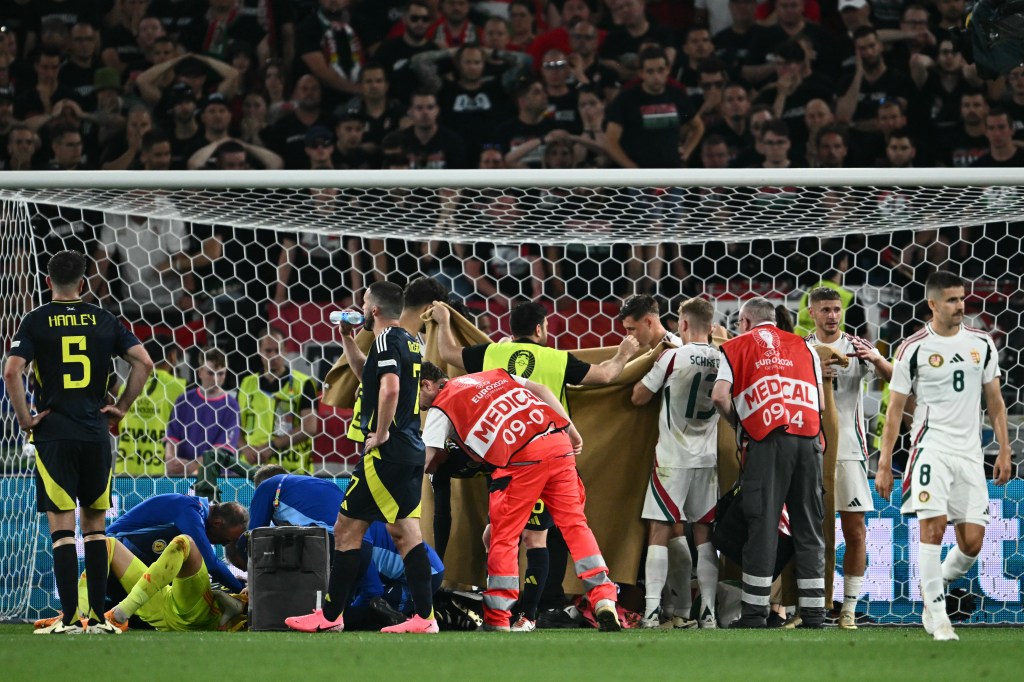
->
[35, 536, 245, 633]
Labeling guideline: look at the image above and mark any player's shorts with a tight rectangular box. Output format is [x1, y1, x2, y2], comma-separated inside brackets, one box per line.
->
[835, 460, 875, 513]
[901, 449, 990, 526]
[34, 439, 112, 512]
[342, 448, 424, 524]
[524, 499, 554, 531]
[642, 466, 718, 524]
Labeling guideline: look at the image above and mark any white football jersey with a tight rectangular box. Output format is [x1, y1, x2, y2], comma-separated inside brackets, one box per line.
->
[806, 332, 877, 462]
[890, 324, 1000, 461]
[640, 343, 722, 468]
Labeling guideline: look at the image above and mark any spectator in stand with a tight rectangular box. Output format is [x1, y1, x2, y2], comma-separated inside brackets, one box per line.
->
[427, 0, 480, 49]
[16, 49, 73, 129]
[605, 46, 702, 169]
[1005, 66, 1024, 139]
[93, 204, 194, 324]
[935, 89, 989, 167]
[742, 0, 836, 86]
[694, 59, 730, 129]
[102, 10, 167, 78]
[529, 0, 598, 70]
[165, 83, 201, 168]
[165, 348, 241, 478]
[973, 108, 1024, 167]
[178, 0, 264, 63]
[507, 0, 538, 52]
[754, 41, 833, 161]
[813, 123, 849, 167]
[239, 91, 270, 146]
[263, 74, 333, 169]
[480, 17, 534, 89]
[136, 52, 240, 111]
[428, 45, 513, 165]
[834, 0, 873, 76]
[539, 49, 580, 133]
[851, 97, 906, 166]
[565, 17, 619, 102]
[494, 76, 555, 169]
[331, 112, 374, 168]
[382, 89, 469, 169]
[675, 26, 716, 108]
[295, 0, 365, 110]
[714, 0, 767, 84]
[707, 82, 753, 165]
[599, 0, 676, 83]
[261, 58, 290, 123]
[180, 91, 233, 159]
[801, 97, 833, 166]
[58, 22, 102, 109]
[754, 118, 796, 168]
[2, 124, 39, 171]
[188, 135, 284, 170]
[933, 0, 966, 43]
[836, 26, 915, 132]
[910, 39, 984, 144]
[700, 133, 732, 168]
[41, 123, 89, 170]
[340, 64, 408, 163]
[883, 4, 939, 75]
[100, 105, 152, 171]
[575, 84, 610, 167]
[303, 124, 336, 169]
[477, 144, 506, 169]
[882, 127, 917, 167]
[373, 0, 436, 107]
[140, 129, 173, 170]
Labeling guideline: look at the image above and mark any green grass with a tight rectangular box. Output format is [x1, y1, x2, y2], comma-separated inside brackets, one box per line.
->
[4, 624, 1022, 681]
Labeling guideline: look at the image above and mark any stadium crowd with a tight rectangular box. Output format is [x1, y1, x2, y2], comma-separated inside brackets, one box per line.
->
[1, 0, 1023, 175]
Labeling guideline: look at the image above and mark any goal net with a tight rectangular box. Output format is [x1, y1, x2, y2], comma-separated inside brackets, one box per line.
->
[1, 169, 1021, 625]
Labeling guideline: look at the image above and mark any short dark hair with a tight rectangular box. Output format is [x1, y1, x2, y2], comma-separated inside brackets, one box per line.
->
[514, 75, 542, 99]
[762, 119, 790, 138]
[815, 123, 848, 147]
[47, 250, 87, 287]
[404, 276, 448, 309]
[619, 294, 659, 321]
[852, 25, 878, 41]
[925, 270, 965, 300]
[141, 129, 170, 152]
[987, 106, 1012, 124]
[50, 124, 80, 145]
[638, 46, 668, 68]
[420, 361, 447, 383]
[367, 281, 405, 320]
[776, 40, 806, 64]
[253, 464, 288, 487]
[886, 126, 915, 145]
[217, 140, 246, 159]
[203, 348, 227, 369]
[808, 286, 842, 305]
[209, 501, 249, 529]
[698, 57, 727, 75]
[509, 301, 547, 337]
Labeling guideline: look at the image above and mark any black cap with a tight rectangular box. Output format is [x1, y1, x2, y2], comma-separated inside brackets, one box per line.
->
[776, 41, 806, 65]
[304, 125, 335, 147]
[333, 110, 364, 125]
[169, 82, 197, 104]
[201, 92, 230, 111]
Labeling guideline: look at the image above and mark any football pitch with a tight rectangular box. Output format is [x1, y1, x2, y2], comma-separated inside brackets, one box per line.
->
[4, 625, 1023, 681]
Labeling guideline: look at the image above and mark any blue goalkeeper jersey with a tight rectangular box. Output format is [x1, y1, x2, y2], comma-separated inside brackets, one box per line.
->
[108, 493, 244, 592]
[247, 474, 344, 531]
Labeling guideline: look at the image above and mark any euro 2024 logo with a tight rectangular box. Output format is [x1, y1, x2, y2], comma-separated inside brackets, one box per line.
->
[754, 327, 781, 358]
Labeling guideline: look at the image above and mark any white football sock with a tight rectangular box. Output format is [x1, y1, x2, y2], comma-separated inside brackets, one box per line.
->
[842, 574, 863, 613]
[667, 536, 693, 617]
[644, 545, 668, 617]
[941, 546, 978, 584]
[695, 542, 719, 617]
[919, 543, 946, 616]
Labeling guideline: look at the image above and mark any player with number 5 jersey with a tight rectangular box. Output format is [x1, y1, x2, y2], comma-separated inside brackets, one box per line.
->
[4, 250, 153, 634]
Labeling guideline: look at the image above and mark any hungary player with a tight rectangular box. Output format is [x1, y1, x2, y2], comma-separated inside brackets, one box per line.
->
[876, 271, 1013, 641]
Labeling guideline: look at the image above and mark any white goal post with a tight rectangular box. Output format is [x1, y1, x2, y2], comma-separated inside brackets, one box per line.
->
[1, 168, 1022, 625]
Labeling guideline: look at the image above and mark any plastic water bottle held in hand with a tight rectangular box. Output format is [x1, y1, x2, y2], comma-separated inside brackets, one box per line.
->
[329, 310, 364, 326]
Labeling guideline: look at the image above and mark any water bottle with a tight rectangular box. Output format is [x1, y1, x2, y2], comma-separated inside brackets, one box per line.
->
[329, 310, 364, 326]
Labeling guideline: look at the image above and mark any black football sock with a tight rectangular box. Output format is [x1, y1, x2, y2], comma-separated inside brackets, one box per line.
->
[402, 543, 435, 620]
[51, 531, 79, 626]
[323, 548, 361, 622]
[521, 548, 549, 620]
[83, 531, 109, 622]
